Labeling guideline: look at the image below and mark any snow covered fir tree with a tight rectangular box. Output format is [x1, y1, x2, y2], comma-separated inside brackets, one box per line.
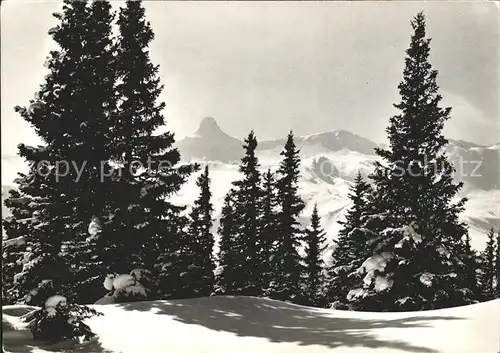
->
[183, 165, 215, 298]
[326, 172, 373, 309]
[2, 2, 500, 351]
[268, 132, 306, 302]
[226, 131, 264, 296]
[303, 204, 327, 307]
[342, 12, 482, 311]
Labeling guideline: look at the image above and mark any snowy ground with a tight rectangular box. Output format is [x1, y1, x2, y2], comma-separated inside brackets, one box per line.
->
[3, 296, 499, 353]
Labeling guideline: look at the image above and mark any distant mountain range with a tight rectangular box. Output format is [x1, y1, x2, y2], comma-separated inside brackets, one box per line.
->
[175, 117, 500, 190]
[175, 117, 378, 162]
[174, 118, 500, 253]
[2, 117, 499, 253]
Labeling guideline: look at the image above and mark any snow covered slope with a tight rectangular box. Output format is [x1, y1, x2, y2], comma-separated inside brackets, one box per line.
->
[3, 296, 500, 353]
[445, 141, 500, 190]
[257, 129, 379, 156]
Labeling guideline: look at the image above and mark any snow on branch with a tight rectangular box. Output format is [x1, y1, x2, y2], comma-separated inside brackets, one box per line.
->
[3, 236, 26, 248]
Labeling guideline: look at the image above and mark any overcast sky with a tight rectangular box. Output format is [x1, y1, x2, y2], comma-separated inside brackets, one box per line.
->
[1, 1, 499, 168]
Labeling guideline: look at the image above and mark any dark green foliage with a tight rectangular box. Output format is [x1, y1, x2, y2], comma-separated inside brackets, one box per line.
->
[269, 131, 305, 302]
[303, 204, 327, 306]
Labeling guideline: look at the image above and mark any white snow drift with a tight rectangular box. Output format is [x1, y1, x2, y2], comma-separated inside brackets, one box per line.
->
[2, 296, 499, 353]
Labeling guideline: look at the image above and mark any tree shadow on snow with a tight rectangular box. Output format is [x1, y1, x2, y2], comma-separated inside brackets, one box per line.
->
[116, 296, 465, 352]
[2, 335, 114, 353]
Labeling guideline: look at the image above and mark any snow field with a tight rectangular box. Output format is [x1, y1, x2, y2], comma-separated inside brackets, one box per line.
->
[3, 296, 499, 353]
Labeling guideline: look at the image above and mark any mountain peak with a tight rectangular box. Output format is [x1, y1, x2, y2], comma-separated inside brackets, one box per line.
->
[176, 117, 243, 162]
[196, 117, 223, 136]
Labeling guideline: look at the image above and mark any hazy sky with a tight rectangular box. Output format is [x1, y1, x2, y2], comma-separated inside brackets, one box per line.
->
[1, 0, 499, 165]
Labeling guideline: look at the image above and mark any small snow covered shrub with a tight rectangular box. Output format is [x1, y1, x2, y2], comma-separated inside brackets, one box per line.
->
[99, 269, 151, 303]
[113, 274, 145, 302]
[26, 295, 101, 343]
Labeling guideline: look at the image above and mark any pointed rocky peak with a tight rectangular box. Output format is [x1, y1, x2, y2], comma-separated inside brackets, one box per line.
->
[194, 117, 226, 137]
[199, 116, 219, 130]
[176, 117, 243, 162]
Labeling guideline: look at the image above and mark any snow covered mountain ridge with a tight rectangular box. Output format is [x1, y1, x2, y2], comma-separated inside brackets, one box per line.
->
[2, 117, 499, 252]
[171, 117, 499, 252]
[175, 117, 380, 162]
[175, 117, 499, 191]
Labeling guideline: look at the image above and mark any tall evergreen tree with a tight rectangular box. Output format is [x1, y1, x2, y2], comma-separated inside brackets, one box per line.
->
[479, 228, 496, 300]
[3, 0, 116, 305]
[259, 169, 278, 293]
[4, 0, 195, 304]
[327, 172, 372, 308]
[67, 0, 119, 304]
[183, 166, 215, 297]
[335, 172, 373, 250]
[459, 233, 480, 302]
[231, 131, 262, 295]
[113, 0, 196, 298]
[214, 191, 243, 295]
[303, 204, 327, 307]
[346, 13, 474, 311]
[269, 131, 305, 302]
